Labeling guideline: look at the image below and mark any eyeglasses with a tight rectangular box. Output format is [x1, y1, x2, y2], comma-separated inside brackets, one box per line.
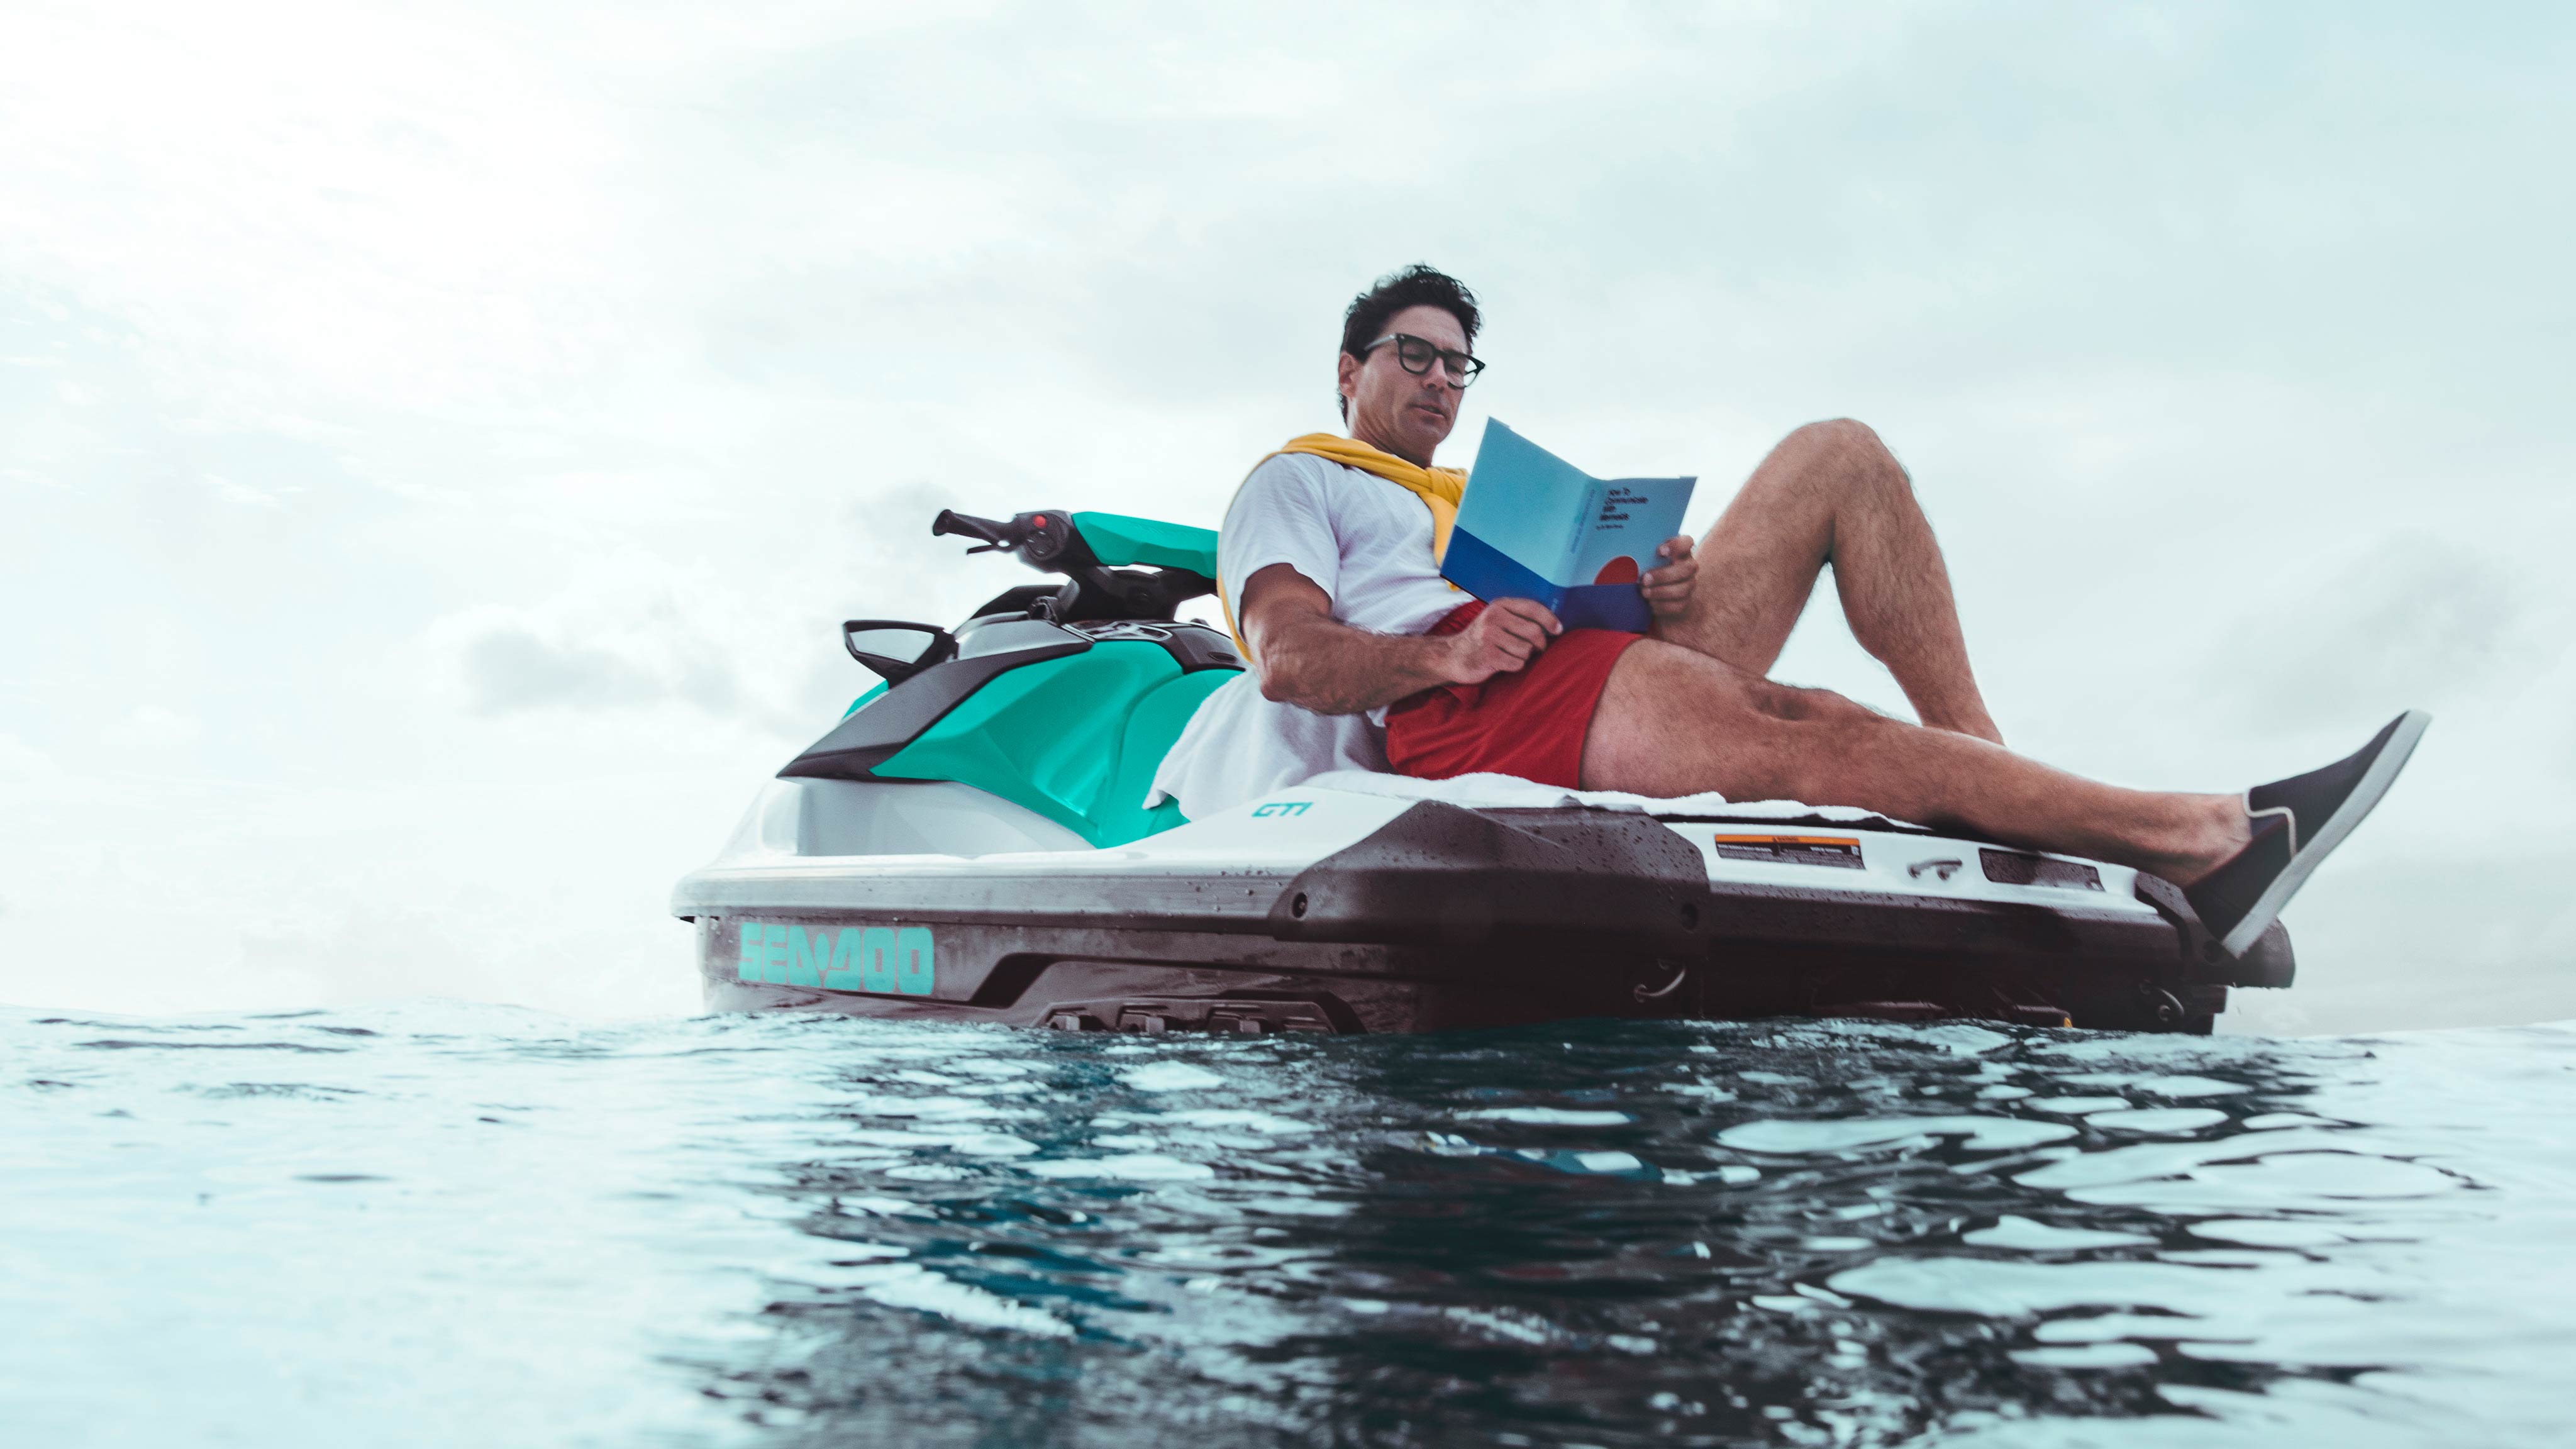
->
[1365, 332, 1485, 386]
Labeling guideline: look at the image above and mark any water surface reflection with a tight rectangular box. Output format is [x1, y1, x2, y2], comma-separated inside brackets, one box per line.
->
[11, 1006, 2565, 1446]
[702, 1019, 2509, 1446]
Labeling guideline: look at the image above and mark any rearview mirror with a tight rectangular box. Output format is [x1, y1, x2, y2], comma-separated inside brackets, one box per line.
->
[842, 619, 958, 684]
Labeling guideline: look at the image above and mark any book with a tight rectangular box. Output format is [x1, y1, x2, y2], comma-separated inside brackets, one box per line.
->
[1440, 419, 1697, 633]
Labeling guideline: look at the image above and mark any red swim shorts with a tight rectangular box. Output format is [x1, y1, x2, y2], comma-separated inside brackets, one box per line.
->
[1384, 601, 1645, 788]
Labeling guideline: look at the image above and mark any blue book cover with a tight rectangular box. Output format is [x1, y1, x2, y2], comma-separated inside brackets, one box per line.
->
[1440, 419, 1696, 633]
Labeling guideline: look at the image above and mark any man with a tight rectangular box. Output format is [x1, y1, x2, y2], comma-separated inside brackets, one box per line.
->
[1148, 265, 2426, 955]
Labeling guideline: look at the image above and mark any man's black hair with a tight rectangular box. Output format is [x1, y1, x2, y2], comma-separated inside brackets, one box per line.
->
[1338, 264, 1480, 419]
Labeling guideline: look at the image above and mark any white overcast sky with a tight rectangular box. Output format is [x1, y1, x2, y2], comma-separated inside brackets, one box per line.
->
[3, 1, 2569, 1033]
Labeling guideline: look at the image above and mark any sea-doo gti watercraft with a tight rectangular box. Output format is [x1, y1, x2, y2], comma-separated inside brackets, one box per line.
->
[672, 508, 2296, 1035]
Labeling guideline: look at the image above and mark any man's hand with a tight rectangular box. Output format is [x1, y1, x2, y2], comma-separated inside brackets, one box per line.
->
[1244, 563, 1547, 716]
[1641, 534, 1697, 624]
[1441, 597, 1562, 685]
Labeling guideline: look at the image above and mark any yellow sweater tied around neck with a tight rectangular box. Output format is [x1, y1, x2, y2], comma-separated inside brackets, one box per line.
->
[1216, 433, 1468, 659]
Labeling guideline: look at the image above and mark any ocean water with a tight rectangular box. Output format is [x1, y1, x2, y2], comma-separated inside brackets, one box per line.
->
[5, 1006, 2573, 1447]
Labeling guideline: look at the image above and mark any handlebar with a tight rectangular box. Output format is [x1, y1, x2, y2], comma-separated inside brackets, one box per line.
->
[930, 508, 1088, 569]
[930, 509, 1019, 551]
[926, 506, 1213, 621]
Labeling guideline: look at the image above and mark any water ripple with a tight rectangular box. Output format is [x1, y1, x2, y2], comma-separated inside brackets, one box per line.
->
[4, 1004, 2573, 1445]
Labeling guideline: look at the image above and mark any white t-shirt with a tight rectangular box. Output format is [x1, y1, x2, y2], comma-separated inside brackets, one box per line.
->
[1146, 452, 1465, 818]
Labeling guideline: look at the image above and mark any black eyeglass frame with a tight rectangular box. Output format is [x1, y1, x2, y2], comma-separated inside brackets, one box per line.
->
[1363, 331, 1487, 386]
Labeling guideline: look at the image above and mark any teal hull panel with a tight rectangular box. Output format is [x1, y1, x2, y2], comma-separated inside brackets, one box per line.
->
[1070, 511, 1218, 577]
[874, 642, 1228, 847]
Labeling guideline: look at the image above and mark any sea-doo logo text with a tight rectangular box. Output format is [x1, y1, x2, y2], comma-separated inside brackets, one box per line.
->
[1252, 801, 1311, 818]
[736, 921, 935, 995]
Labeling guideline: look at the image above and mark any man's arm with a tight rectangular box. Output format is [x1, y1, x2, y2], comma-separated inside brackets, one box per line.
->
[1238, 563, 1563, 716]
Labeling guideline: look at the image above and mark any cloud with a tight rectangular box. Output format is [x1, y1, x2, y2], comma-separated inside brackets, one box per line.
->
[120, 706, 203, 747]
[203, 473, 289, 509]
[459, 625, 670, 714]
[2229, 852, 2576, 1035]
[0, 732, 62, 780]
[6, 3, 2575, 1033]
[443, 606, 757, 721]
[2218, 532, 2530, 731]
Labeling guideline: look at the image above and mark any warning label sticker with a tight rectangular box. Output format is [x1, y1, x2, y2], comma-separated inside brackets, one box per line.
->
[1707, 834, 1865, 870]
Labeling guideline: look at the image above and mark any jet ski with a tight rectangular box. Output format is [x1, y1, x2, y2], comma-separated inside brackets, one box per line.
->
[671, 508, 2294, 1035]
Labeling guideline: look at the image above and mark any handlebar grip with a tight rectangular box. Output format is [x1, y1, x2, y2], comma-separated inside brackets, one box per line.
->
[931, 509, 1014, 545]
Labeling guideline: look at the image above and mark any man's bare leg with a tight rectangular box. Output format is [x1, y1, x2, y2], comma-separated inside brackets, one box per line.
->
[1579, 640, 2249, 886]
[1659, 419, 2003, 745]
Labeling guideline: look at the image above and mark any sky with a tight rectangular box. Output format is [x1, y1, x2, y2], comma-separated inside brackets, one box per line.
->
[3, 1, 2570, 1033]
